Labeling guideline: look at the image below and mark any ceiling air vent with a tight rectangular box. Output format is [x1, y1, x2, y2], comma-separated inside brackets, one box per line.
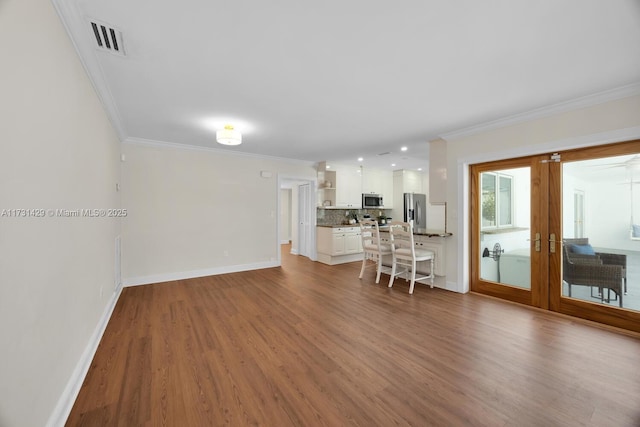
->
[89, 20, 125, 56]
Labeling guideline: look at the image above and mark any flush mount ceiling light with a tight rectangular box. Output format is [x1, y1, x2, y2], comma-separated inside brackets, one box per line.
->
[216, 124, 242, 145]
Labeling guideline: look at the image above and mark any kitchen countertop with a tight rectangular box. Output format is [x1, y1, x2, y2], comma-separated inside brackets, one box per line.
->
[317, 224, 452, 237]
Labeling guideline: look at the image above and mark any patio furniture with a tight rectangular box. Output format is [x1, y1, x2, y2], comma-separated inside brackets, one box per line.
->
[563, 238, 626, 307]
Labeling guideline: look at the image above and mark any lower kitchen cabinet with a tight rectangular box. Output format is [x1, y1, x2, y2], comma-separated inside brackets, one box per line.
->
[317, 226, 363, 265]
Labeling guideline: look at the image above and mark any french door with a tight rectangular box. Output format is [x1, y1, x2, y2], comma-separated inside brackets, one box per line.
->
[471, 140, 640, 332]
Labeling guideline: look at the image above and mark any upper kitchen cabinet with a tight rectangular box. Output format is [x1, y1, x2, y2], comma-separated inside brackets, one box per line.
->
[429, 139, 447, 203]
[394, 169, 423, 194]
[333, 164, 362, 208]
[362, 167, 393, 208]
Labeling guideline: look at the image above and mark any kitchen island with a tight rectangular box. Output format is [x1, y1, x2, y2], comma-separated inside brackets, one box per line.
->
[378, 228, 450, 276]
[316, 224, 451, 274]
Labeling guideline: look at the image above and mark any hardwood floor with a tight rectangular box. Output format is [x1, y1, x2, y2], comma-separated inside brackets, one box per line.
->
[66, 246, 640, 426]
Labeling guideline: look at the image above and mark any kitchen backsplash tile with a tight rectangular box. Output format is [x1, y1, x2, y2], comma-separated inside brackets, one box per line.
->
[316, 208, 393, 226]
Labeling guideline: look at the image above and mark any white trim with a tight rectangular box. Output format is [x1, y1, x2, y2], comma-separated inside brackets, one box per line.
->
[280, 239, 291, 245]
[455, 126, 640, 296]
[45, 286, 122, 427]
[122, 261, 279, 287]
[124, 137, 315, 167]
[441, 83, 640, 140]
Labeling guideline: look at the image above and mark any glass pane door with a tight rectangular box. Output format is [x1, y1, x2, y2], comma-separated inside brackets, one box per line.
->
[471, 156, 545, 308]
[480, 167, 530, 288]
[549, 140, 640, 332]
[561, 153, 640, 311]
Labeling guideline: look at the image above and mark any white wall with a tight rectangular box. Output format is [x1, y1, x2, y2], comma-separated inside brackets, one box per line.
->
[121, 143, 315, 284]
[0, 1, 121, 426]
[280, 189, 292, 243]
[444, 94, 640, 292]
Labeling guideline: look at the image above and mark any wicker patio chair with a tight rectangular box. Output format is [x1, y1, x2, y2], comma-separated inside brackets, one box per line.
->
[564, 238, 627, 294]
[563, 239, 625, 307]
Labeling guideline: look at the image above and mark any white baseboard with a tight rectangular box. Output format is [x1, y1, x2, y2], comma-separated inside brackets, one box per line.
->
[280, 239, 291, 244]
[123, 260, 280, 287]
[46, 286, 122, 427]
[446, 280, 463, 293]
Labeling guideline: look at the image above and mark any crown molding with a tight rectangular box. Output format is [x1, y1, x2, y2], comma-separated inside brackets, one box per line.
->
[123, 136, 316, 166]
[51, 0, 128, 141]
[440, 83, 640, 141]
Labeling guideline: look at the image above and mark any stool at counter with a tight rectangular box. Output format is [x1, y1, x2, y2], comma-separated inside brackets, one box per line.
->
[388, 221, 435, 294]
[359, 219, 392, 284]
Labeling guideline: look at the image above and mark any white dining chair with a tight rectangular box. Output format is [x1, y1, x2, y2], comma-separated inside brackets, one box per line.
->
[388, 221, 435, 294]
[359, 219, 392, 283]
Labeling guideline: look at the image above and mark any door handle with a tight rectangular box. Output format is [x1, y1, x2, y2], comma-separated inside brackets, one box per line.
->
[549, 233, 557, 253]
[534, 232, 541, 252]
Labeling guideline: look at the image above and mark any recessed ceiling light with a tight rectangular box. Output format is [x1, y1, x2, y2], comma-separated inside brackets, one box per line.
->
[418, 168, 423, 171]
[326, 165, 331, 169]
[357, 157, 364, 162]
[401, 146, 408, 152]
[391, 163, 396, 167]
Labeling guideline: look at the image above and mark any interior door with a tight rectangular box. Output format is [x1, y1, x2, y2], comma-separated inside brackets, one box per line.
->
[298, 183, 311, 258]
[470, 155, 549, 308]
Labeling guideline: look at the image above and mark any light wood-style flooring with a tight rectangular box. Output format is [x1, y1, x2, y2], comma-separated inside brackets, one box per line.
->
[66, 246, 640, 426]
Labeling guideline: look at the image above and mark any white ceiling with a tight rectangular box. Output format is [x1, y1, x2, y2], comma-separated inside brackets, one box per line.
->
[54, 0, 640, 171]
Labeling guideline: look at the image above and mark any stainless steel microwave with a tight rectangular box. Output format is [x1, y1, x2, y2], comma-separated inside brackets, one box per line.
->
[362, 193, 384, 208]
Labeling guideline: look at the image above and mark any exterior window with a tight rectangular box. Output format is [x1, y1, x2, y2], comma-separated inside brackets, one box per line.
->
[481, 172, 513, 229]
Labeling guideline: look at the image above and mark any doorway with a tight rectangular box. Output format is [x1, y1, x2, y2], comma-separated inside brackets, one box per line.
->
[278, 176, 317, 264]
[470, 140, 640, 332]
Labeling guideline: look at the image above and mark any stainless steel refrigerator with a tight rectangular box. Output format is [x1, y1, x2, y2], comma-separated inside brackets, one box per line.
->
[404, 193, 427, 229]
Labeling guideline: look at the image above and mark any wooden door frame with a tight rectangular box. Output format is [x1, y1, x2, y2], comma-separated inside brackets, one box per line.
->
[549, 139, 640, 332]
[470, 155, 547, 308]
[470, 139, 640, 332]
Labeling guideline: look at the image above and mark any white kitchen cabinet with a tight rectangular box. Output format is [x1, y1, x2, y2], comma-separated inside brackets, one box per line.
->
[404, 170, 423, 193]
[345, 232, 362, 253]
[380, 170, 394, 209]
[363, 167, 394, 209]
[362, 168, 382, 194]
[317, 226, 363, 265]
[334, 164, 362, 208]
